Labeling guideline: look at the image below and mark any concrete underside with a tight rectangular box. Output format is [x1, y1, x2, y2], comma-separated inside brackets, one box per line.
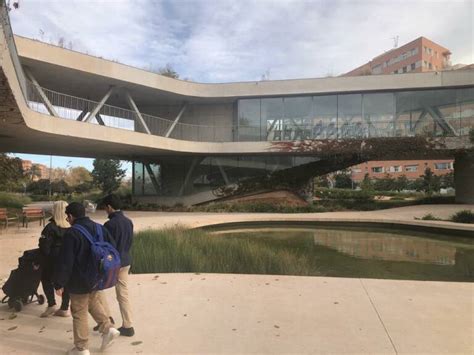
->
[1, 205, 473, 354]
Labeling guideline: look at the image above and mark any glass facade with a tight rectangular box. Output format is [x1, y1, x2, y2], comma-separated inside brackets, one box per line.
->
[133, 155, 319, 197]
[133, 87, 473, 200]
[236, 87, 474, 141]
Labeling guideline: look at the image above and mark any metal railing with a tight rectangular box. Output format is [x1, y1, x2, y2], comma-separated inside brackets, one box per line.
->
[25, 80, 473, 143]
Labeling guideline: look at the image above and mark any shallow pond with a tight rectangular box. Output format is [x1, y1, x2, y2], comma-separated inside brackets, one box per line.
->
[212, 226, 474, 282]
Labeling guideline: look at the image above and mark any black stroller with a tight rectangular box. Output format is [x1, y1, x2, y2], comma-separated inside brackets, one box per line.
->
[2, 249, 45, 311]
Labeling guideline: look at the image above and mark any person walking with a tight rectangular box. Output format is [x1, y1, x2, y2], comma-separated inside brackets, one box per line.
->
[53, 202, 120, 355]
[38, 200, 71, 317]
[97, 194, 135, 337]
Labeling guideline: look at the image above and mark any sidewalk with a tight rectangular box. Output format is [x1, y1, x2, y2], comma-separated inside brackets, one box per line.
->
[0, 205, 472, 354]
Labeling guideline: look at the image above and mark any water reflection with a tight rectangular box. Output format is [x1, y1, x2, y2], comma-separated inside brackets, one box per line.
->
[218, 227, 474, 282]
[312, 229, 456, 265]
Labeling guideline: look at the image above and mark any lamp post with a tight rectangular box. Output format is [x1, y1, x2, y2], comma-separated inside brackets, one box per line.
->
[48, 155, 52, 200]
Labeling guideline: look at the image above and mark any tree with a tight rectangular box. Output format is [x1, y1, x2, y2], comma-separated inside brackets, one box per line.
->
[373, 174, 396, 191]
[158, 64, 179, 79]
[0, 154, 24, 191]
[27, 164, 42, 181]
[27, 179, 51, 195]
[395, 175, 410, 191]
[360, 173, 373, 191]
[65, 166, 92, 187]
[419, 167, 441, 194]
[313, 175, 329, 188]
[334, 172, 352, 189]
[92, 159, 126, 194]
[440, 171, 454, 189]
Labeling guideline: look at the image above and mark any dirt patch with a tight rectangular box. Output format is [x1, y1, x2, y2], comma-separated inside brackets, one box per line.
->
[214, 190, 308, 207]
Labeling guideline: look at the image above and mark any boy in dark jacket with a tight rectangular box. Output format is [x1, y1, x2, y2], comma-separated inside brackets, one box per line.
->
[96, 194, 135, 337]
[53, 202, 120, 355]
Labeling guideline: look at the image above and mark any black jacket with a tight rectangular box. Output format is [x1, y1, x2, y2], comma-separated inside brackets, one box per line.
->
[38, 220, 68, 259]
[53, 216, 116, 294]
[104, 211, 133, 267]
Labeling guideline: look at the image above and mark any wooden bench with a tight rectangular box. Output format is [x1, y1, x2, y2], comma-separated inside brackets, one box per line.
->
[22, 207, 46, 228]
[0, 208, 20, 229]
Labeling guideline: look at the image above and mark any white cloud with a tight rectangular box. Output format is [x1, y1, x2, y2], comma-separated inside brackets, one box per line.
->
[9, 0, 473, 82]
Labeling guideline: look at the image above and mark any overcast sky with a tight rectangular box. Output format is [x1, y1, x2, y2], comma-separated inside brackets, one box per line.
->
[8, 0, 473, 169]
[10, 0, 473, 83]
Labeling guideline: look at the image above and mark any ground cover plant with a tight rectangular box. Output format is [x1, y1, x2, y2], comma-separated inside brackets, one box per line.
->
[0, 192, 31, 209]
[130, 227, 320, 275]
[450, 210, 474, 224]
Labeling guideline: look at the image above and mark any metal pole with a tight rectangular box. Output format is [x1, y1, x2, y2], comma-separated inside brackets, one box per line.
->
[48, 155, 52, 200]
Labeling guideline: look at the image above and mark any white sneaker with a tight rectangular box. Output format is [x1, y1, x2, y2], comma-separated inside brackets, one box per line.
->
[100, 327, 120, 351]
[40, 306, 57, 318]
[66, 347, 90, 355]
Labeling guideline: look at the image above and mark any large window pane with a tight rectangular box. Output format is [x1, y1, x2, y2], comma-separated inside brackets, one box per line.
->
[238, 99, 261, 141]
[457, 88, 474, 136]
[363, 93, 395, 137]
[144, 163, 161, 195]
[261, 98, 283, 141]
[396, 90, 459, 137]
[313, 95, 337, 139]
[338, 94, 362, 138]
[283, 97, 313, 140]
[133, 162, 143, 196]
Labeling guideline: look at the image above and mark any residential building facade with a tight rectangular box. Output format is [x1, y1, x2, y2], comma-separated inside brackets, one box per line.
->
[344, 37, 451, 76]
[349, 159, 454, 181]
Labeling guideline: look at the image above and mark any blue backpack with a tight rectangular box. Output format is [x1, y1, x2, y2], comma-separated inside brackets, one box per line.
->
[72, 223, 121, 291]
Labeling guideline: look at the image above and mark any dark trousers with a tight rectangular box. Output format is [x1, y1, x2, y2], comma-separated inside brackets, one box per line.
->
[41, 262, 70, 310]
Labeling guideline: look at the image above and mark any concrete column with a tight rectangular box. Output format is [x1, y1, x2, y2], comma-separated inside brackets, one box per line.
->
[454, 152, 474, 204]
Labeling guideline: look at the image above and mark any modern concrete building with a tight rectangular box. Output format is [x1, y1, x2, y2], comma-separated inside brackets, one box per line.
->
[0, 3, 473, 204]
[344, 37, 451, 77]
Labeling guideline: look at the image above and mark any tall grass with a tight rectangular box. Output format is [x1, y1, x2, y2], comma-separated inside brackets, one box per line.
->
[0, 192, 31, 209]
[131, 227, 320, 276]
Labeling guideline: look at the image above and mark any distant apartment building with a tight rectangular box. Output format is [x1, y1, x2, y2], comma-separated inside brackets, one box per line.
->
[21, 159, 49, 180]
[350, 159, 454, 181]
[344, 37, 451, 76]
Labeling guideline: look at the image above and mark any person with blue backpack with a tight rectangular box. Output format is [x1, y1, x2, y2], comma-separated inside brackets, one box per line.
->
[53, 202, 121, 355]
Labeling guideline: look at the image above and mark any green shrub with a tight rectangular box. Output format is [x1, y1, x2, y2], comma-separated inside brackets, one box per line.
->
[314, 187, 373, 201]
[450, 210, 474, 224]
[420, 213, 442, 221]
[0, 192, 31, 209]
[130, 227, 320, 275]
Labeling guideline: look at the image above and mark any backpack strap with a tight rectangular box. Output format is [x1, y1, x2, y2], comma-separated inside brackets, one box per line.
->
[73, 224, 97, 244]
[95, 224, 104, 243]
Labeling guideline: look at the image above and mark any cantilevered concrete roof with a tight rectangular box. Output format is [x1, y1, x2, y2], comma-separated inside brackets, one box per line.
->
[14, 35, 474, 108]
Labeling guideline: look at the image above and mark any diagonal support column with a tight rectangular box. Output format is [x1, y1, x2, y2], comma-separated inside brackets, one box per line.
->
[24, 68, 60, 117]
[178, 157, 201, 197]
[84, 87, 114, 123]
[265, 119, 279, 139]
[95, 113, 106, 126]
[214, 158, 230, 185]
[412, 110, 427, 132]
[426, 106, 457, 136]
[76, 108, 88, 121]
[125, 91, 151, 134]
[144, 164, 161, 193]
[165, 104, 187, 138]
